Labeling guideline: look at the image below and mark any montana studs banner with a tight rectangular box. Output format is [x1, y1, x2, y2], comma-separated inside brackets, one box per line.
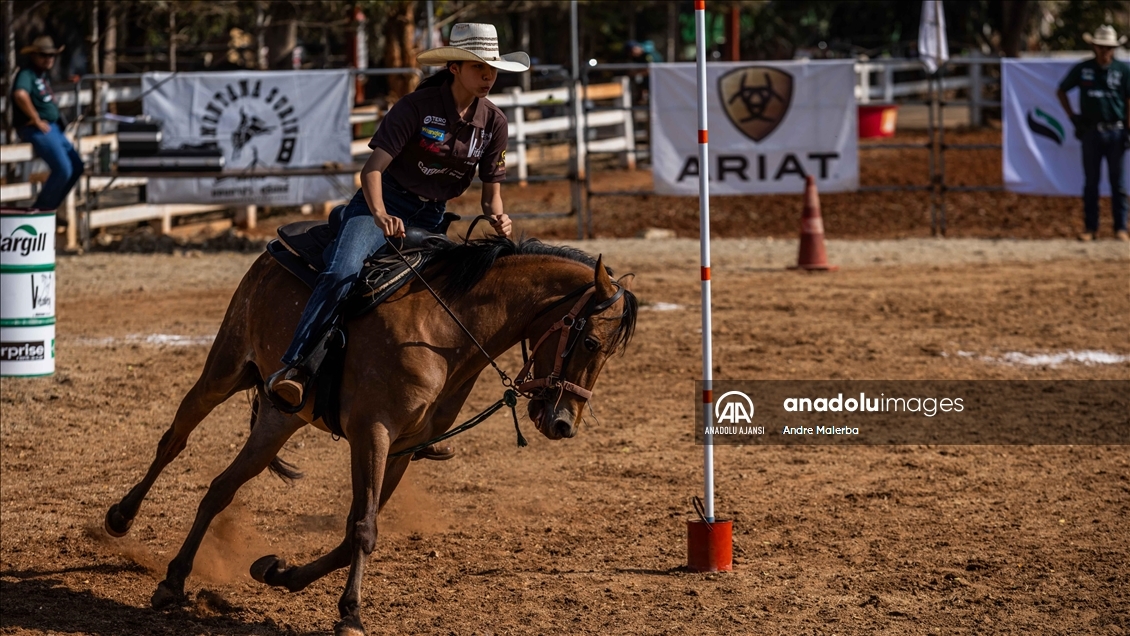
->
[1002, 59, 1126, 196]
[142, 70, 353, 204]
[650, 61, 859, 195]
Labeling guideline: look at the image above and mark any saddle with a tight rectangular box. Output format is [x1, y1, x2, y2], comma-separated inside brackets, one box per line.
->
[264, 207, 460, 435]
[266, 206, 460, 293]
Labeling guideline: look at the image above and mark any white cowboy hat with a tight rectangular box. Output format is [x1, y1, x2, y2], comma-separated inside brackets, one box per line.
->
[1083, 25, 1127, 48]
[417, 23, 530, 73]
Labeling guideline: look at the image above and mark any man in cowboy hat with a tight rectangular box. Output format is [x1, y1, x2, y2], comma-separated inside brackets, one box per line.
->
[1057, 25, 1130, 242]
[11, 35, 83, 218]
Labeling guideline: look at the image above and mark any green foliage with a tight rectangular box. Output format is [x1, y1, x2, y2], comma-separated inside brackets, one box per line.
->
[8, 0, 1128, 79]
[1045, 0, 1130, 51]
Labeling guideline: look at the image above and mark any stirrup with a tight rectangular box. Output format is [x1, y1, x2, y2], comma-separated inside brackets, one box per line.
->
[266, 366, 308, 413]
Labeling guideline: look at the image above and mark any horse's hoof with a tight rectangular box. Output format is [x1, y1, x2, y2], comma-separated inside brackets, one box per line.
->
[333, 618, 366, 636]
[151, 581, 187, 609]
[250, 555, 287, 586]
[104, 504, 133, 538]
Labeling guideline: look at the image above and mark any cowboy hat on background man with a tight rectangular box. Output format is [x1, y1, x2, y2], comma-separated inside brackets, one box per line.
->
[417, 23, 530, 73]
[20, 35, 64, 56]
[1082, 24, 1128, 48]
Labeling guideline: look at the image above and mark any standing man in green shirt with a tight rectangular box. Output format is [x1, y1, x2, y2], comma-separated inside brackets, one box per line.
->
[1057, 25, 1130, 242]
[11, 36, 83, 218]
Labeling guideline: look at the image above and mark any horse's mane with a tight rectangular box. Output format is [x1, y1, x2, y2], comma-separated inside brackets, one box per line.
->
[424, 236, 637, 353]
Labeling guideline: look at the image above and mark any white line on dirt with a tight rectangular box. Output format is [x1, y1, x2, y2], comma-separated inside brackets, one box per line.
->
[73, 334, 216, 347]
[943, 349, 1129, 366]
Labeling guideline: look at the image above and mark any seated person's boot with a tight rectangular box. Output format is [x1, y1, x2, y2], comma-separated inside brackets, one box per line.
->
[412, 443, 456, 461]
[267, 367, 307, 408]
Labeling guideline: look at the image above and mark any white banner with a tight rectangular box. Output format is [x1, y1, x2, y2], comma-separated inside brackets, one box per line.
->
[650, 61, 858, 195]
[1002, 58, 1125, 196]
[142, 70, 353, 205]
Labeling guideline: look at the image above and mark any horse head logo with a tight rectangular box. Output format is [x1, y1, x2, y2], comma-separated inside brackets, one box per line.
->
[231, 107, 275, 160]
[719, 66, 794, 142]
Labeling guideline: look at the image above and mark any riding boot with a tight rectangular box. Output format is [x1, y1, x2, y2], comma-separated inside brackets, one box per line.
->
[412, 443, 456, 461]
[267, 367, 307, 408]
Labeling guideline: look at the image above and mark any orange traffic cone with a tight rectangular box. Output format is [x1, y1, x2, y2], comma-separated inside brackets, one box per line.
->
[789, 175, 838, 272]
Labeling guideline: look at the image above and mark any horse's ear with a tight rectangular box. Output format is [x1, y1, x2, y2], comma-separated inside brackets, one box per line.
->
[616, 273, 636, 290]
[594, 254, 615, 302]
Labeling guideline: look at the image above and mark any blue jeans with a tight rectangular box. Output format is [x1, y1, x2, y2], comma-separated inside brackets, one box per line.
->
[17, 122, 84, 212]
[281, 176, 446, 366]
[1081, 127, 1128, 233]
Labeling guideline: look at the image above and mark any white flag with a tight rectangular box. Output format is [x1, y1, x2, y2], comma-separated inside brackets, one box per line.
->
[918, 0, 949, 74]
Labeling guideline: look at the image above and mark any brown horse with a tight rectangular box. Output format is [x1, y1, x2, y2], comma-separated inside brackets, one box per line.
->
[103, 236, 637, 636]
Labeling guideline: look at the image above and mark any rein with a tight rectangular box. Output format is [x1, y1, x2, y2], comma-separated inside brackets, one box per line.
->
[384, 225, 624, 455]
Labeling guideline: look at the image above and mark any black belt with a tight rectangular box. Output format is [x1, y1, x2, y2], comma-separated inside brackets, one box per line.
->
[1090, 121, 1124, 132]
[383, 174, 440, 203]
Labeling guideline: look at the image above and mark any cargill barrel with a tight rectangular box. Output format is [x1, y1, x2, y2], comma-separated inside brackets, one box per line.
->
[1, 208, 56, 377]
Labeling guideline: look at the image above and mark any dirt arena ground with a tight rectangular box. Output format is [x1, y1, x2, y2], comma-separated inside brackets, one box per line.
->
[1, 234, 1127, 635]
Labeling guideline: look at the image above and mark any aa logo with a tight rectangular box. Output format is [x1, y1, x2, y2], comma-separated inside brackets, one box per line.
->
[715, 391, 754, 425]
[719, 66, 793, 142]
[1027, 107, 1065, 145]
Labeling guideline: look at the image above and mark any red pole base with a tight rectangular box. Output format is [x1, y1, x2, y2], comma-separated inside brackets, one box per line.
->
[687, 519, 733, 572]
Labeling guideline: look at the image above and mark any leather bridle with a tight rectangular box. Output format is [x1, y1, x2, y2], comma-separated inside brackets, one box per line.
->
[514, 281, 626, 406]
[382, 236, 628, 452]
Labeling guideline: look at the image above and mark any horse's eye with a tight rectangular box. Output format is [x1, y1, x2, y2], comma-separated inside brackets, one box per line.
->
[584, 336, 601, 352]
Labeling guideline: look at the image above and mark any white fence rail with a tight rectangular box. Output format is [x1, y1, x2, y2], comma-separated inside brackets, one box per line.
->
[1, 75, 636, 245]
[6, 54, 1052, 243]
[854, 56, 1004, 126]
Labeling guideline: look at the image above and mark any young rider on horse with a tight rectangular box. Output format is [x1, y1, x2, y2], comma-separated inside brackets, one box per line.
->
[268, 24, 528, 459]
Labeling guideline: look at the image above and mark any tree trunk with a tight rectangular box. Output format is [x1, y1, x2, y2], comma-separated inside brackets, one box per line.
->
[103, 3, 116, 75]
[168, 5, 176, 72]
[520, 12, 530, 91]
[1000, 0, 1030, 57]
[627, 1, 636, 44]
[6, 0, 16, 134]
[90, 1, 100, 134]
[726, 5, 740, 61]
[266, 17, 298, 69]
[383, 1, 418, 100]
[255, 0, 268, 70]
[103, 1, 116, 113]
[666, 0, 677, 62]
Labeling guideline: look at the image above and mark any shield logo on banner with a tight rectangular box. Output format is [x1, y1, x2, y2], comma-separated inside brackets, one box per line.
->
[719, 66, 794, 142]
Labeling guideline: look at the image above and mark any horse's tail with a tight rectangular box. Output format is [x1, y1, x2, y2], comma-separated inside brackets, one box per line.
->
[251, 386, 304, 482]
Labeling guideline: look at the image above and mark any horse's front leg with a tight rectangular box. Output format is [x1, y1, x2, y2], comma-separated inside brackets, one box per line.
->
[152, 400, 304, 608]
[335, 420, 391, 636]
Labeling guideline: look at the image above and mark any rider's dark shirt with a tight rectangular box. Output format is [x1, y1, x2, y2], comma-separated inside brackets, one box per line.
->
[369, 79, 508, 201]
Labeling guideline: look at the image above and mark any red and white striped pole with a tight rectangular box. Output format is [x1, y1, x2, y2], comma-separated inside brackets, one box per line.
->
[695, 0, 715, 524]
[686, 0, 732, 573]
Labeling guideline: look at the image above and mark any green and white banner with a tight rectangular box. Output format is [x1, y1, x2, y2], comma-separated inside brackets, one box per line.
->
[1002, 58, 1127, 196]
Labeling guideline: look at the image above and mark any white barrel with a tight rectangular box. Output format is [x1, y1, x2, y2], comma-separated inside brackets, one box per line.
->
[1, 209, 56, 377]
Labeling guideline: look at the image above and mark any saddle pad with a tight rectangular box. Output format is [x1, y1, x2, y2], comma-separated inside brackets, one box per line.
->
[264, 216, 456, 436]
